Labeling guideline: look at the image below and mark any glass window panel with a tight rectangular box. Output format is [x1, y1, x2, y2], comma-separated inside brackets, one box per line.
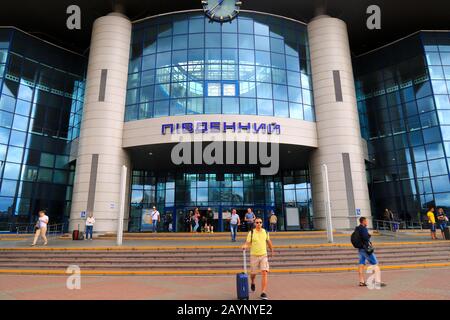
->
[441, 52, 450, 65]
[140, 85, 154, 102]
[239, 49, 254, 65]
[158, 24, 172, 37]
[238, 34, 254, 49]
[271, 53, 285, 69]
[156, 52, 171, 68]
[443, 66, 450, 79]
[188, 49, 204, 64]
[435, 95, 450, 110]
[15, 100, 31, 117]
[157, 37, 172, 52]
[426, 52, 441, 65]
[273, 84, 287, 101]
[154, 83, 170, 100]
[304, 105, 315, 121]
[204, 97, 221, 114]
[239, 65, 255, 81]
[207, 82, 221, 96]
[205, 33, 221, 47]
[206, 64, 221, 80]
[173, 35, 188, 50]
[256, 66, 271, 82]
[239, 81, 256, 97]
[288, 86, 302, 103]
[287, 71, 301, 87]
[257, 99, 273, 116]
[222, 33, 237, 48]
[270, 37, 284, 54]
[172, 50, 188, 65]
[289, 103, 303, 120]
[240, 98, 256, 115]
[170, 99, 186, 116]
[254, 22, 269, 36]
[173, 19, 188, 35]
[423, 126, 442, 144]
[272, 68, 287, 85]
[187, 81, 203, 97]
[171, 82, 187, 98]
[274, 100, 289, 117]
[286, 56, 300, 72]
[8, 130, 26, 147]
[256, 82, 272, 99]
[255, 51, 270, 66]
[187, 98, 203, 114]
[6, 146, 23, 163]
[12, 114, 28, 131]
[3, 162, 20, 180]
[154, 100, 170, 117]
[429, 65, 445, 79]
[431, 175, 450, 193]
[255, 36, 270, 51]
[0, 180, 17, 197]
[222, 97, 239, 114]
[189, 34, 204, 48]
[222, 49, 238, 64]
[0, 110, 13, 127]
[432, 80, 448, 95]
[438, 110, 450, 125]
[189, 18, 204, 33]
[0, 143, 6, 160]
[0, 95, 15, 113]
[428, 159, 448, 176]
[223, 83, 236, 96]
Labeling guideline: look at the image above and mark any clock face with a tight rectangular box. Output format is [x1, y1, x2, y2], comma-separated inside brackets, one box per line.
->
[202, 0, 242, 22]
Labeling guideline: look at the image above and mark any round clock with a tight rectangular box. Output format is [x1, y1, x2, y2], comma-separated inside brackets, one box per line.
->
[202, 0, 242, 22]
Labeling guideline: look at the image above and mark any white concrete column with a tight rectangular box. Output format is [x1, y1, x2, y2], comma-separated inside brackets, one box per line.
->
[308, 15, 371, 230]
[69, 13, 132, 233]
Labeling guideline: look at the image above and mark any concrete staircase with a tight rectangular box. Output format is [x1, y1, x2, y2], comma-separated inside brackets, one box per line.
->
[1, 242, 449, 274]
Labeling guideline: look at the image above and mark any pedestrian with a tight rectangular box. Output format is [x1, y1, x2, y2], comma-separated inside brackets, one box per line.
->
[244, 208, 256, 231]
[229, 208, 240, 242]
[193, 208, 200, 232]
[185, 211, 192, 232]
[352, 216, 386, 288]
[205, 208, 214, 233]
[151, 206, 160, 233]
[427, 206, 437, 240]
[436, 207, 448, 239]
[242, 217, 274, 300]
[269, 210, 277, 232]
[31, 210, 49, 246]
[85, 213, 95, 240]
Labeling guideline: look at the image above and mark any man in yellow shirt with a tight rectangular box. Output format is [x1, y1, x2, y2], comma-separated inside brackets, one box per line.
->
[242, 218, 274, 300]
[427, 207, 437, 240]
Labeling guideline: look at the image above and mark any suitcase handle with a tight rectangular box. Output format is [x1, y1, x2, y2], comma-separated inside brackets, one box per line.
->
[243, 249, 247, 274]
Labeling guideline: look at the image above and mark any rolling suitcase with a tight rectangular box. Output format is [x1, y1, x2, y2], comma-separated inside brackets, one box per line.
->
[72, 229, 79, 240]
[444, 227, 450, 240]
[236, 250, 249, 300]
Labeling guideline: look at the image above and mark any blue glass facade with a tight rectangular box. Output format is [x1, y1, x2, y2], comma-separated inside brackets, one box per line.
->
[0, 28, 86, 227]
[355, 32, 450, 221]
[124, 12, 314, 121]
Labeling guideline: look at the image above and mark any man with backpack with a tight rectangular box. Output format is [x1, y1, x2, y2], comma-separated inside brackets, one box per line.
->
[351, 216, 385, 288]
[242, 217, 274, 300]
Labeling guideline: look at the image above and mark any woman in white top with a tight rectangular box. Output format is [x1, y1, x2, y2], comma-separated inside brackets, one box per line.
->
[31, 210, 49, 246]
[228, 209, 241, 242]
[85, 213, 95, 240]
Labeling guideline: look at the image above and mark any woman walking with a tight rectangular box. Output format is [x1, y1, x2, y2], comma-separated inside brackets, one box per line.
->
[31, 210, 49, 246]
[193, 208, 200, 232]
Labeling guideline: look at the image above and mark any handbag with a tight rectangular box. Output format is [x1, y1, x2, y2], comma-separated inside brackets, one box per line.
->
[364, 242, 375, 255]
[34, 220, 40, 231]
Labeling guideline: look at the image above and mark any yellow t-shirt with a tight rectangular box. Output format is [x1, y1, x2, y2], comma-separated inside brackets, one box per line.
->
[427, 211, 436, 224]
[246, 229, 270, 256]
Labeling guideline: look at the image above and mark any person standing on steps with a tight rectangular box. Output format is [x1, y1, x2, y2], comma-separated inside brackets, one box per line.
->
[151, 206, 160, 233]
[427, 206, 437, 240]
[85, 213, 95, 240]
[31, 210, 49, 246]
[242, 217, 274, 300]
[229, 208, 241, 242]
[269, 210, 277, 232]
[436, 207, 448, 239]
[244, 208, 256, 232]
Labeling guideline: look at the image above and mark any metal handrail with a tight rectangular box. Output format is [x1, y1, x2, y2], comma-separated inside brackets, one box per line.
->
[372, 219, 423, 231]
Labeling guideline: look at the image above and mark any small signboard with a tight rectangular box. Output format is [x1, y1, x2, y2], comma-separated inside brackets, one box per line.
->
[80, 211, 86, 219]
[356, 208, 361, 217]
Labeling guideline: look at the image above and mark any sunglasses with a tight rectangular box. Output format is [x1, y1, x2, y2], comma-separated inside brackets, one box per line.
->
[255, 221, 262, 224]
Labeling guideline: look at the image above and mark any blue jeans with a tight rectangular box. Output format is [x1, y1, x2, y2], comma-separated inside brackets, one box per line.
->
[152, 220, 158, 233]
[230, 224, 238, 241]
[85, 225, 93, 239]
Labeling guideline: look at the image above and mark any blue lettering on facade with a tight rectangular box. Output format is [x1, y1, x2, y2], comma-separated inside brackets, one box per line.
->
[162, 122, 281, 135]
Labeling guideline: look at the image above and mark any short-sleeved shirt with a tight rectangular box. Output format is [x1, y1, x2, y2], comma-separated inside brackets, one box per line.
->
[246, 229, 270, 256]
[427, 211, 436, 224]
[230, 213, 239, 225]
[152, 210, 160, 221]
[39, 215, 49, 229]
[245, 212, 255, 222]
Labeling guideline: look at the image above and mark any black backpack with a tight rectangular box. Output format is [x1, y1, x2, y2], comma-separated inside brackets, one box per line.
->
[351, 226, 364, 249]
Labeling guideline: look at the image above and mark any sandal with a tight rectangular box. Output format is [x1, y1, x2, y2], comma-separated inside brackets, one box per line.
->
[358, 282, 367, 287]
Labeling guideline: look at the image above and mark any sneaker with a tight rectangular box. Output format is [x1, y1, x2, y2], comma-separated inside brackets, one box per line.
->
[260, 292, 268, 300]
[90, 238, 93, 241]
[251, 283, 256, 292]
